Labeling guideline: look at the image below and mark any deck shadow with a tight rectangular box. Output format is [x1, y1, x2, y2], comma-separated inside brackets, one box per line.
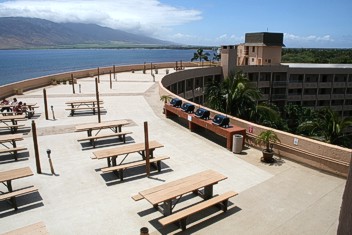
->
[0, 151, 29, 165]
[0, 192, 43, 218]
[150, 204, 241, 235]
[100, 163, 173, 186]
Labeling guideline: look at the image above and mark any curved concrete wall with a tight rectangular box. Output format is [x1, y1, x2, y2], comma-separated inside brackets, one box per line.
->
[159, 68, 352, 178]
[2, 62, 350, 177]
[0, 62, 198, 100]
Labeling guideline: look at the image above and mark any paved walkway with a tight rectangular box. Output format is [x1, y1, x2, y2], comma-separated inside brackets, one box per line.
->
[0, 69, 346, 234]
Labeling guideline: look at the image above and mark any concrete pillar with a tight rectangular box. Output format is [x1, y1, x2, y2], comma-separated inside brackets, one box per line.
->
[221, 45, 237, 78]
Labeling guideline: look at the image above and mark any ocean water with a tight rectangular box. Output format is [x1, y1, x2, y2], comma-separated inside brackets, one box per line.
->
[0, 49, 202, 86]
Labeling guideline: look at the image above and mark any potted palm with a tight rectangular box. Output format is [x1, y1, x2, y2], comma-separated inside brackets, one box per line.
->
[256, 129, 280, 163]
[160, 95, 172, 114]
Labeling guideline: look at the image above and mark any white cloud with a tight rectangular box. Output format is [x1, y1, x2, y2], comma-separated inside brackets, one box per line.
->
[284, 33, 334, 42]
[0, 0, 202, 36]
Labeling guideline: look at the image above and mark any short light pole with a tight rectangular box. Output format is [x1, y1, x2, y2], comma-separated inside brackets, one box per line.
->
[46, 149, 55, 175]
[51, 105, 55, 120]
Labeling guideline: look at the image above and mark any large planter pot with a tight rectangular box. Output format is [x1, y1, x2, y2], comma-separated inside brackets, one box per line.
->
[261, 149, 274, 163]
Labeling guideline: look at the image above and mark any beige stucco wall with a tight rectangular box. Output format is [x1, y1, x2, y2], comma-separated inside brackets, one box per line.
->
[159, 69, 352, 178]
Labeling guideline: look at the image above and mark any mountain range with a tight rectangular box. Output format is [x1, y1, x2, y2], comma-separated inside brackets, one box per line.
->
[0, 17, 175, 49]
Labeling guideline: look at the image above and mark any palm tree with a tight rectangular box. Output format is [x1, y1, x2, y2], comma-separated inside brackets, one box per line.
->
[204, 77, 225, 112]
[283, 103, 314, 133]
[191, 49, 210, 67]
[222, 72, 261, 119]
[298, 107, 352, 147]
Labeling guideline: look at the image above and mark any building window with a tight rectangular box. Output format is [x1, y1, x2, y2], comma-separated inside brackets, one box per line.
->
[252, 46, 255, 52]
[268, 59, 271, 63]
[251, 58, 254, 62]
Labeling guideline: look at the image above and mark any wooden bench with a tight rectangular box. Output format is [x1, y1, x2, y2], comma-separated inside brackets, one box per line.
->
[101, 155, 170, 181]
[0, 124, 25, 133]
[2, 221, 48, 235]
[77, 131, 132, 148]
[0, 146, 27, 160]
[65, 106, 104, 116]
[159, 191, 238, 231]
[0, 186, 38, 210]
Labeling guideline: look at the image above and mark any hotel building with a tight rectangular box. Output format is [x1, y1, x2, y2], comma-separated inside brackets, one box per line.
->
[222, 32, 352, 118]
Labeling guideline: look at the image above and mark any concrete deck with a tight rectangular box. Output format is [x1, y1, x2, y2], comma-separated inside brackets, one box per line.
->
[0, 68, 346, 235]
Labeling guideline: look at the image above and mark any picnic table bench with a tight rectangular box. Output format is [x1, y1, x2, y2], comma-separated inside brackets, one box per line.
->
[101, 155, 170, 181]
[159, 191, 238, 230]
[0, 167, 39, 210]
[2, 221, 48, 235]
[133, 169, 237, 230]
[65, 100, 104, 116]
[0, 114, 26, 133]
[75, 120, 131, 148]
[93, 140, 167, 180]
[0, 134, 27, 161]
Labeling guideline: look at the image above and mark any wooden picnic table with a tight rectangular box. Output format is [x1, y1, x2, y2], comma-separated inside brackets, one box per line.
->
[0, 167, 39, 210]
[0, 133, 24, 147]
[0, 167, 33, 192]
[0, 114, 26, 133]
[0, 133, 27, 161]
[75, 120, 130, 136]
[75, 120, 132, 148]
[92, 140, 164, 167]
[65, 100, 103, 116]
[137, 169, 227, 216]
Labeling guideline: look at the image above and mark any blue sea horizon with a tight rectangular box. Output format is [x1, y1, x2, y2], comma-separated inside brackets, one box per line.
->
[0, 48, 202, 86]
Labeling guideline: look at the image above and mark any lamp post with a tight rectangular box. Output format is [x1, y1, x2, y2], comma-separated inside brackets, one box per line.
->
[46, 149, 55, 175]
[51, 105, 55, 120]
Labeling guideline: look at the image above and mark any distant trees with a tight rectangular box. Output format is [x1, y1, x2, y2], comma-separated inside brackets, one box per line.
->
[282, 48, 352, 64]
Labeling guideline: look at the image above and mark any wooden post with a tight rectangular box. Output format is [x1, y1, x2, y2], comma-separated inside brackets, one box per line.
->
[175, 61, 178, 70]
[71, 74, 75, 94]
[95, 77, 101, 123]
[150, 63, 153, 75]
[43, 88, 49, 120]
[97, 67, 100, 83]
[180, 60, 183, 69]
[143, 62, 146, 74]
[144, 121, 150, 176]
[113, 65, 116, 80]
[31, 120, 41, 174]
[109, 70, 112, 89]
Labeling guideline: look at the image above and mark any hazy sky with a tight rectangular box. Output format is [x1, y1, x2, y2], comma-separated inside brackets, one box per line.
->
[0, 0, 351, 48]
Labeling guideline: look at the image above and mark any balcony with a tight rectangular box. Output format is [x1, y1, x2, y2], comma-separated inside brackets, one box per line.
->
[273, 81, 287, 87]
[331, 94, 345, 99]
[272, 94, 287, 100]
[303, 83, 317, 88]
[287, 95, 301, 101]
[318, 83, 332, 88]
[287, 83, 302, 89]
[346, 94, 352, 99]
[302, 95, 316, 100]
[333, 82, 346, 88]
[317, 94, 331, 100]
[347, 82, 352, 87]
[331, 106, 343, 111]
[258, 81, 270, 88]
[259, 94, 270, 100]
[344, 105, 352, 110]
